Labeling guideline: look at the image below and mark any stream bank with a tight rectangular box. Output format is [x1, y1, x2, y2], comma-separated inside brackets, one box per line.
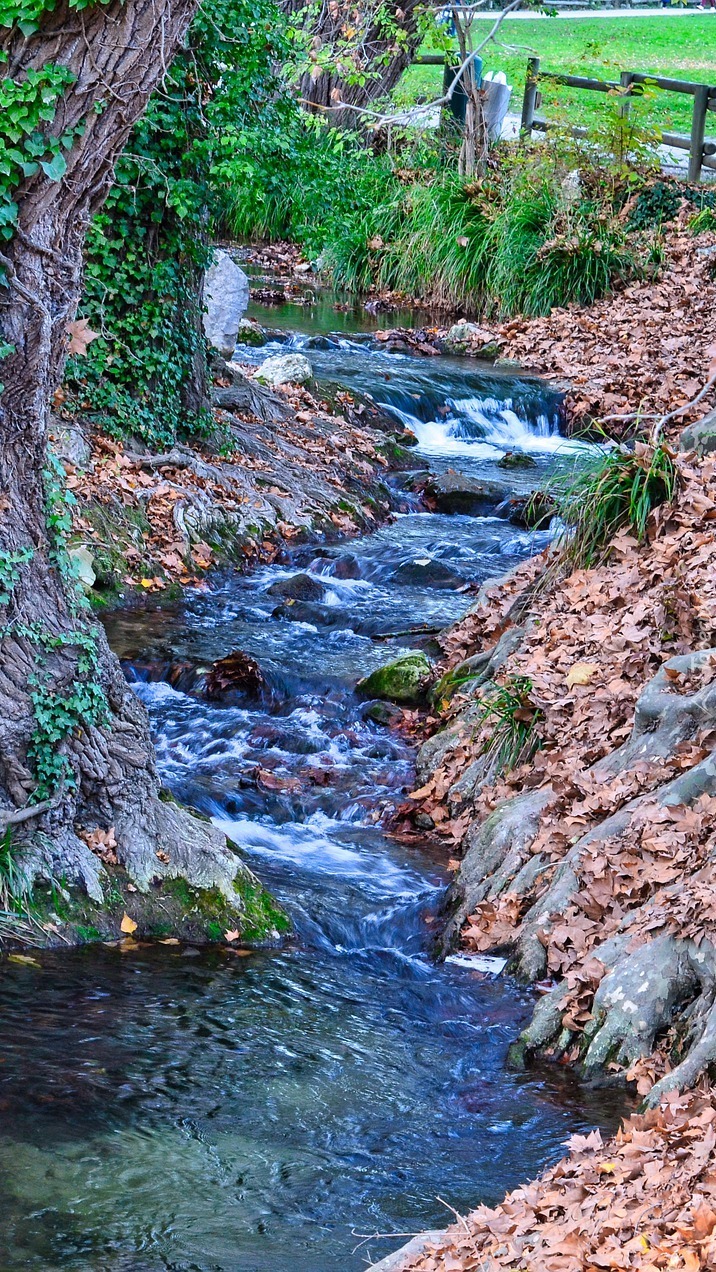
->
[0, 299, 633, 1269]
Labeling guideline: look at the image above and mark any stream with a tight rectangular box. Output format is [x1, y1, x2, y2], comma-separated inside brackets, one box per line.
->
[0, 299, 626, 1271]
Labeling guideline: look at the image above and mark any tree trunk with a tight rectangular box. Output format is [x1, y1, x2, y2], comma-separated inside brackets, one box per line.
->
[0, 0, 270, 935]
[283, 0, 424, 131]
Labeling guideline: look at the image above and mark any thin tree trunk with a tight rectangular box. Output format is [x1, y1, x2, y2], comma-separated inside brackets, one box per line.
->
[283, 0, 424, 130]
[0, 0, 261, 925]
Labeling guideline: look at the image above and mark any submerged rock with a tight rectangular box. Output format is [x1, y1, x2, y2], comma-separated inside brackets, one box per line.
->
[356, 651, 432, 704]
[266, 572, 325, 602]
[203, 249, 249, 358]
[391, 556, 466, 590]
[424, 469, 506, 516]
[272, 598, 342, 627]
[330, 553, 362, 580]
[254, 353, 313, 387]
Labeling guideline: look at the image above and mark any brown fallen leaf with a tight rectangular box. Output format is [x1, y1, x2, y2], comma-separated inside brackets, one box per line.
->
[120, 913, 138, 935]
[566, 662, 600, 688]
[67, 317, 100, 356]
[224, 929, 240, 942]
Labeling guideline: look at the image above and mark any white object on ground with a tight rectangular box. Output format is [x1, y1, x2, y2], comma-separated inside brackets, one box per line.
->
[254, 353, 314, 387]
[445, 953, 508, 975]
[203, 249, 250, 358]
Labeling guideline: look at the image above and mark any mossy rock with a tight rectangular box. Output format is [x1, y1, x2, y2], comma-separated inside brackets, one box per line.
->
[26, 863, 290, 950]
[356, 651, 432, 705]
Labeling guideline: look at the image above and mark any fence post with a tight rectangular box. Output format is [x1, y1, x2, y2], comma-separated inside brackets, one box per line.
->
[521, 57, 540, 137]
[689, 84, 709, 182]
[619, 70, 633, 122]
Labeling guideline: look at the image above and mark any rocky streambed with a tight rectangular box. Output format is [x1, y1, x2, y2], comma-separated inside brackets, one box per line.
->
[0, 308, 629, 1271]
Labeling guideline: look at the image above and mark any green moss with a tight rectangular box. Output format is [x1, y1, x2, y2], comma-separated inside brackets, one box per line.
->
[23, 864, 289, 950]
[356, 651, 432, 705]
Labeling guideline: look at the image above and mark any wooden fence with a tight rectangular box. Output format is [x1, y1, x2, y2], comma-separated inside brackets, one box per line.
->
[520, 60, 716, 181]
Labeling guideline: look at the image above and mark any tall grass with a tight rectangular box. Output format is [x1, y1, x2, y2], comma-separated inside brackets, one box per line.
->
[551, 443, 678, 570]
[218, 107, 653, 319]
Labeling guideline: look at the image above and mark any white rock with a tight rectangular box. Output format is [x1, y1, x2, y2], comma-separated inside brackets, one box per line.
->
[254, 353, 313, 388]
[69, 546, 96, 588]
[202, 249, 250, 358]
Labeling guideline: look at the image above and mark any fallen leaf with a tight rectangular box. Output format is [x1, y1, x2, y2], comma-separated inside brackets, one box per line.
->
[66, 317, 100, 356]
[224, 929, 240, 942]
[566, 662, 600, 688]
[120, 913, 138, 935]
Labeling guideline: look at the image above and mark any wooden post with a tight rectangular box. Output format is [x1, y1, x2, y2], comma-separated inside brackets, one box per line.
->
[619, 70, 633, 122]
[689, 84, 709, 183]
[521, 57, 540, 137]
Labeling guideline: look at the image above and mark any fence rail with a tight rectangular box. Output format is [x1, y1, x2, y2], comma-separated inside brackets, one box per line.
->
[520, 59, 716, 180]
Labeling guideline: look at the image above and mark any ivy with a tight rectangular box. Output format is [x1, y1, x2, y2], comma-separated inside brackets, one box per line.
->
[64, 0, 287, 448]
[0, 63, 78, 248]
[28, 666, 108, 799]
[0, 547, 33, 604]
[0, 0, 100, 37]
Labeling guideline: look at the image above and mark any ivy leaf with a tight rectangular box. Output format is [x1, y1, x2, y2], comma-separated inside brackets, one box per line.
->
[40, 151, 67, 181]
[66, 317, 100, 356]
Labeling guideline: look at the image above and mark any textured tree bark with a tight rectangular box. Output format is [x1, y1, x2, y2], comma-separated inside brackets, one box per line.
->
[0, 0, 263, 921]
[282, 0, 424, 130]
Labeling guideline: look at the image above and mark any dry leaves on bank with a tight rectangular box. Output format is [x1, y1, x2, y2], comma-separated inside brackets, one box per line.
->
[398, 1088, 716, 1272]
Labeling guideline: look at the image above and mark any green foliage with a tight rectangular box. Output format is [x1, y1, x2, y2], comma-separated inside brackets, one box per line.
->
[553, 443, 678, 571]
[0, 547, 33, 605]
[477, 676, 542, 776]
[0, 63, 77, 248]
[66, 0, 285, 448]
[28, 666, 108, 799]
[0, 0, 99, 36]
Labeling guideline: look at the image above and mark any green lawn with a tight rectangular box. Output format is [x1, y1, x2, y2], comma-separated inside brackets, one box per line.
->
[394, 15, 716, 137]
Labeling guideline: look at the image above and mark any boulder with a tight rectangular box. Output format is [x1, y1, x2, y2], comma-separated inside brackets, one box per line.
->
[254, 353, 313, 388]
[236, 318, 267, 348]
[679, 408, 716, 457]
[266, 572, 325, 602]
[391, 556, 465, 590]
[203, 249, 250, 358]
[356, 651, 432, 705]
[424, 469, 506, 515]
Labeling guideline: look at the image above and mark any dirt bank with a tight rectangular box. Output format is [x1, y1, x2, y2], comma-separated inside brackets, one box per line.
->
[56, 360, 414, 607]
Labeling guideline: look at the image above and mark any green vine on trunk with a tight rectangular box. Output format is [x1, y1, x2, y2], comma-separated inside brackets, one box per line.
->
[0, 62, 79, 251]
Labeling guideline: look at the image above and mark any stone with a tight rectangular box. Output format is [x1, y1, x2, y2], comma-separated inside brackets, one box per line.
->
[424, 469, 506, 516]
[679, 408, 716, 457]
[497, 450, 538, 470]
[391, 556, 466, 590]
[48, 416, 91, 467]
[444, 321, 500, 358]
[271, 599, 342, 627]
[68, 546, 96, 588]
[498, 491, 556, 529]
[330, 553, 361, 580]
[202, 249, 249, 358]
[266, 572, 325, 602]
[254, 353, 313, 388]
[236, 318, 267, 347]
[356, 651, 432, 705]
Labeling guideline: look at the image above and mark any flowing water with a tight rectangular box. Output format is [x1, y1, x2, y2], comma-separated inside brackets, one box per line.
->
[0, 311, 623, 1272]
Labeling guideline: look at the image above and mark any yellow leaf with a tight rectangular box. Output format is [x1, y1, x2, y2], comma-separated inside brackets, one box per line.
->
[139, 578, 154, 589]
[566, 662, 599, 688]
[224, 929, 240, 943]
[159, 938, 180, 945]
[120, 913, 138, 935]
[598, 1161, 617, 1174]
[8, 954, 40, 966]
